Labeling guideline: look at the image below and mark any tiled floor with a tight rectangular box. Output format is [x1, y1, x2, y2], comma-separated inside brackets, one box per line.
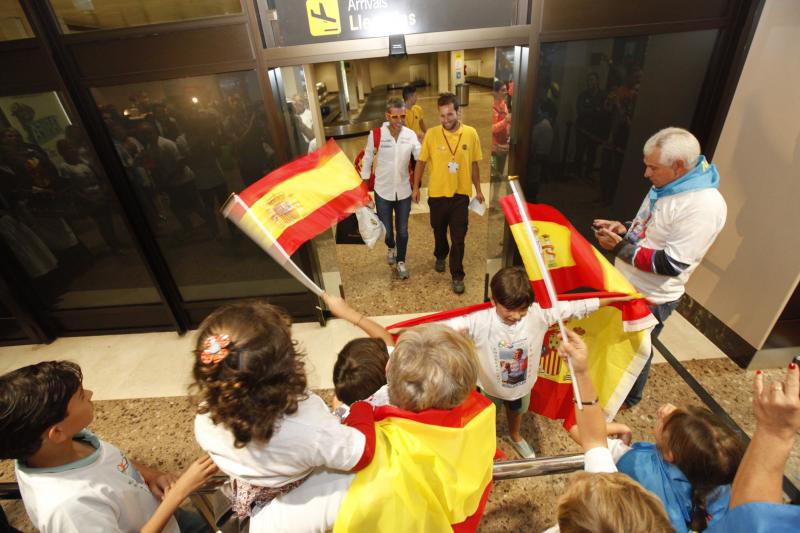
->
[0, 308, 758, 403]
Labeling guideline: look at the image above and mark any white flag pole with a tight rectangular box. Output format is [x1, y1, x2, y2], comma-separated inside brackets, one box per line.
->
[223, 194, 323, 297]
[507, 176, 584, 409]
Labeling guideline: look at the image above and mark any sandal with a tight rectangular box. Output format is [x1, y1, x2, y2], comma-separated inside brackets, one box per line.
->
[509, 437, 536, 459]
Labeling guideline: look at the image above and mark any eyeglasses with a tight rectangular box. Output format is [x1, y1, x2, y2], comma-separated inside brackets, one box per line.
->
[386, 113, 407, 119]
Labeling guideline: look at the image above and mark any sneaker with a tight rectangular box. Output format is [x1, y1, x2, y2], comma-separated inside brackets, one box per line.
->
[509, 437, 536, 459]
[387, 248, 397, 265]
[435, 258, 446, 272]
[396, 261, 409, 279]
[452, 279, 465, 294]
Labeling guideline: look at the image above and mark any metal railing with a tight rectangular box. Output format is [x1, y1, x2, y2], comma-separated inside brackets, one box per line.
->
[0, 453, 587, 502]
[493, 453, 584, 481]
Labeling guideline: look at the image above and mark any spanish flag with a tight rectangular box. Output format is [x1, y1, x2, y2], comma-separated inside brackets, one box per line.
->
[499, 198, 657, 426]
[223, 139, 370, 257]
[334, 391, 496, 533]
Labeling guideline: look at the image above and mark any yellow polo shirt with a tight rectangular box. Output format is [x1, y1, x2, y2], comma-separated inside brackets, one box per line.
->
[405, 104, 424, 135]
[419, 124, 482, 198]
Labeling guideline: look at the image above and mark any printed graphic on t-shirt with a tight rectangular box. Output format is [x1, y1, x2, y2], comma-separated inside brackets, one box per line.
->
[627, 213, 652, 245]
[539, 325, 563, 377]
[497, 339, 529, 388]
[116, 452, 148, 489]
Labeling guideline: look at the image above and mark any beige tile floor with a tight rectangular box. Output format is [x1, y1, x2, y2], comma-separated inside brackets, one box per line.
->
[0, 309, 745, 403]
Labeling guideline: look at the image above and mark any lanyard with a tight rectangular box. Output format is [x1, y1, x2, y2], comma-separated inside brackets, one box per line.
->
[442, 127, 463, 160]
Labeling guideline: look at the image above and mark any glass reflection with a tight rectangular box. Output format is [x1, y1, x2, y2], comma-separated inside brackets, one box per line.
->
[93, 71, 304, 302]
[49, 0, 242, 33]
[486, 46, 519, 277]
[0, 91, 158, 309]
[0, 301, 26, 341]
[526, 32, 718, 245]
[0, 0, 33, 41]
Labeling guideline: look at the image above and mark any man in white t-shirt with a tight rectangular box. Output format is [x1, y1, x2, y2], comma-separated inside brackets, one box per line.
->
[292, 95, 315, 151]
[593, 127, 726, 408]
[359, 98, 422, 279]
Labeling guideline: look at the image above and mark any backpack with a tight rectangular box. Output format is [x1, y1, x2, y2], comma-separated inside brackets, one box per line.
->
[353, 127, 414, 192]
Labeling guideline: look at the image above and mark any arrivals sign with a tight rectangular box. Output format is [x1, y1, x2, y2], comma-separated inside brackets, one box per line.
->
[274, 0, 518, 46]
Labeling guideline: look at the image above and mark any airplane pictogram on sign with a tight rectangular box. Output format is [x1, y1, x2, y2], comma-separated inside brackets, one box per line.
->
[306, 0, 341, 36]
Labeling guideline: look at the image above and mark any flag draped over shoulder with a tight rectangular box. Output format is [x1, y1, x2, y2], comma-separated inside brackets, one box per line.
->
[334, 392, 496, 533]
[223, 139, 369, 258]
[499, 198, 657, 426]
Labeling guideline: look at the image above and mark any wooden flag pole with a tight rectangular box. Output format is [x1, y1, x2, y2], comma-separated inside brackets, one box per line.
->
[507, 176, 584, 409]
[223, 194, 323, 297]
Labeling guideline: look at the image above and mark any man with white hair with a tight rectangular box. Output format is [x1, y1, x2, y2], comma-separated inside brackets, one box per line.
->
[593, 127, 726, 408]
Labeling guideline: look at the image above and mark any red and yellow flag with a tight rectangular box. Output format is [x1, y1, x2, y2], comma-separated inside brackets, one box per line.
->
[223, 139, 369, 257]
[499, 198, 657, 426]
[335, 391, 495, 533]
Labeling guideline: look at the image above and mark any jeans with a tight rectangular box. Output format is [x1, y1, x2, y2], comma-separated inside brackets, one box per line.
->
[374, 193, 411, 262]
[625, 297, 682, 406]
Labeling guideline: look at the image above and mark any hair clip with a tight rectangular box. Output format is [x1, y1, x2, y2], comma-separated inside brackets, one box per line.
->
[200, 334, 232, 365]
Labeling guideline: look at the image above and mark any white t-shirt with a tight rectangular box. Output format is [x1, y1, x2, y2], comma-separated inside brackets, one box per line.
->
[250, 468, 354, 533]
[298, 108, 314, 142]
[359, 123, 421, 201]
[442, 300, 599, 401]
[194, 391, 365, 487]
[152, 136, 194, 185]
[616, 188, 726, 304]
[15, 430, 179, 533]
[59, 161, 98, 189]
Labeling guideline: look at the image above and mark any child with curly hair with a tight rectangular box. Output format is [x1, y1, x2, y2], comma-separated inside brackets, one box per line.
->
[190, 300, 376, 529]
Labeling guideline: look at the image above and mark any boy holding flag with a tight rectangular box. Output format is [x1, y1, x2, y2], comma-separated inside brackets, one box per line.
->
[441, 267, 630, 458]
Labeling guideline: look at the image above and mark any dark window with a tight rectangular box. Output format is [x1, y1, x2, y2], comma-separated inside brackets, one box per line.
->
[91, 71, 306, 303]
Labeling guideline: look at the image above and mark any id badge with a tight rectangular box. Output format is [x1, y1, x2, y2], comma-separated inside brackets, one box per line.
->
[447, 161, 460, 174]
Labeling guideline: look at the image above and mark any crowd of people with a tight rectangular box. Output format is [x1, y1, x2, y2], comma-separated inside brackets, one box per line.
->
[1, 120, 125, 304]
[1, 273, 798, 531]
[0, 89, 281, 306]
[0, 84, 797, 531]
[99, 93, 277, 243]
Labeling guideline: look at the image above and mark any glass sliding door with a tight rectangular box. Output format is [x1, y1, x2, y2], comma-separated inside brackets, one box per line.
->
[90, 71, 310, 309]
[0, 89, 171, 332]
[48, 0, 243, 33]
[525, 30, 720, 246]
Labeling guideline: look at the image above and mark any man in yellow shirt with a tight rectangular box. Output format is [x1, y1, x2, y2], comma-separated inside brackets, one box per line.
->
[412, 92, 484, 294]
[402, 85, 427, 142]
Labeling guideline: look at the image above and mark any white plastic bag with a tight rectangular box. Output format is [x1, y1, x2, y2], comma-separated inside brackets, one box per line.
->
[469, 196, 486, 216]
[355, 206, 385, 249]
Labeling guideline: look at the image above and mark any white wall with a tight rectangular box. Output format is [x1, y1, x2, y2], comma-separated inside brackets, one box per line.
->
[366, 54, 431, 86]
[687, 0, 800, 348]
[313, 62, 340, 92]
[437, 51, 450, 93]
[464, 47, 495, 78]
